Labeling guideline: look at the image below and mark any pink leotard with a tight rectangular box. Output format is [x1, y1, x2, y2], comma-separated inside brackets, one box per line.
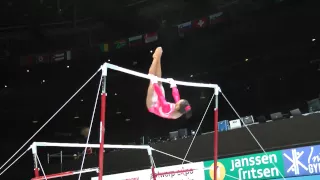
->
[148, 83, 181, 119]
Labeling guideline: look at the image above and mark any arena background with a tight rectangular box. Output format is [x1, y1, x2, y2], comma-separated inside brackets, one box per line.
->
[0, 0, 319, 179]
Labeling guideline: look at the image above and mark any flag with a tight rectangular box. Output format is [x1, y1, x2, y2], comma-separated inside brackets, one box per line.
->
[128, 35, 143, 47]
[66, 51, 71, 60]
[99, 44, 109, 52]
[192, 18, 208, 28]
[52, 51, 71, 62]
[20, 56, 34, 66]
[144, 32, 158, 43]
[36, 54, 51, 64]
[177, 21, 192, 33]
[114, 40, 127, 49]
[209, 12, 225, 25]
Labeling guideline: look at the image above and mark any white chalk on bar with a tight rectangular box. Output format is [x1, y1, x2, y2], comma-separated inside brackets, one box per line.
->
[105, 63, 219, 89]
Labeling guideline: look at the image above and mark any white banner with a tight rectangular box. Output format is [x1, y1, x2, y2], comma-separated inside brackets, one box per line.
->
[155, 162, 205, 180]
[92, 162, 205, 180]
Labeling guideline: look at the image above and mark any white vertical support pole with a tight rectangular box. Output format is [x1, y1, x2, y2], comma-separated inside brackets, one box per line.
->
[31, 143, 40, 178]
[148, 148, 157, 180]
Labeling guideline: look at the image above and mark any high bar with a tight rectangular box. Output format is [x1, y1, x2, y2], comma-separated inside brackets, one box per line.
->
[105, 63, 219, 89]
[33, 142, 151, 150]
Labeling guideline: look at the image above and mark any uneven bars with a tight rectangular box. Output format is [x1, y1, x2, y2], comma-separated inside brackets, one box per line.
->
[31, 167, 98, 180]
[105, 63, 219, 89]
[33, 142, 150, 150]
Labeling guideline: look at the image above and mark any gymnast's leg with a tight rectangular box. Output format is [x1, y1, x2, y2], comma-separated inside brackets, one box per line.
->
[146, 47, 163, 108]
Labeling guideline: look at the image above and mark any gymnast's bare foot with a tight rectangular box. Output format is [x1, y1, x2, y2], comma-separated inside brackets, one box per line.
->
[153, 47, 163, 59]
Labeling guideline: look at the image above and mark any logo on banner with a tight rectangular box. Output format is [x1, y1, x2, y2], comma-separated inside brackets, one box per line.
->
[208, 162, 226, 180]
[153, 162, 205, 180]
[283, 145, 320, 177]
[204, 151, 284, 180]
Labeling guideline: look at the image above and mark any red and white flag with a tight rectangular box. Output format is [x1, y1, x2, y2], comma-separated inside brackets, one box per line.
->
[192, 18, 208, 28]
[144, 32, 158, 43]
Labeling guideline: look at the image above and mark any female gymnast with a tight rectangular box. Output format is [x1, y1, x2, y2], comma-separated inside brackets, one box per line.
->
[146, 47, 192, 119]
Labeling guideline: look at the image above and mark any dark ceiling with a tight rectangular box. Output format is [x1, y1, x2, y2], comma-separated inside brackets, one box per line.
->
[0, 0, 319, 164]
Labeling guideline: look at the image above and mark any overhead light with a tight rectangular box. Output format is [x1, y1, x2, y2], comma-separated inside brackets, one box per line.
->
[312, 39, 316, 42]
[32, 121, 38, 124]
[245, 58, 249, 62]
[191, 130, 195, 135]
[190, 74, 193, 77]
[67, 65, 70, 68]
[80, 99, 84, 102]
[27, 69, 30, 72]
[108, 59, 111, 62]
[125, 118, 131, 122]
[74, 112, 80, 119]
[4, 85, 7, 88]
[116, 111, 121, 115]
[133, 61, 138, 65]
[114, 93, 117, 96]
[42, 80, 46, 83]
[150, 50, 153, 53]
[200, 92, 206, 99]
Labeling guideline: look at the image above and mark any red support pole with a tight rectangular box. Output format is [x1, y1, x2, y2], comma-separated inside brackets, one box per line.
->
[213, 89, 219, 180]
[151, 167, 157, 180]
[34, 168, 40, 178]
[98, 65, 107, 180]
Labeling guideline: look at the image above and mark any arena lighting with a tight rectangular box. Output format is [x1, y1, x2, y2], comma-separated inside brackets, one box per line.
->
[27, 69, 30, 72]
[74, 113, 80, 119]
[67, 65, 70, 68]
[191, 130, 195, 135]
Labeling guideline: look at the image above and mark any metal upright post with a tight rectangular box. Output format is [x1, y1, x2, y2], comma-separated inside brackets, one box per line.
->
[31, 143, 40, 178]
[148, 148, 157, 180]
[213, 87, 220, 180]
[98, 63, 108, 180]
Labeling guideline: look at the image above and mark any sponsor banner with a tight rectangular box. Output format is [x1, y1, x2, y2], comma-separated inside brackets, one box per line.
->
[93, 144, 320, 180]
[204, 151, 285, 180]
[282, 145, 320, 177]
[92, 162, 205, 180]
[274, 174, 320, 180]
[155, 162, 205, 180]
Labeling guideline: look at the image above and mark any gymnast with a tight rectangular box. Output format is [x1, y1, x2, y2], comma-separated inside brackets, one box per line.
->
[146, 47, 192, 119]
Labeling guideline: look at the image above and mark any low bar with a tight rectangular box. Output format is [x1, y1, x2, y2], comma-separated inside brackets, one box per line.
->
[31, 167, 98, 180]
[33, 142, 151, 150]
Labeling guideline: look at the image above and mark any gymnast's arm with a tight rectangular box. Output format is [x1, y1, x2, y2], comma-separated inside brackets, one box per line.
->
[171, 87, 180, 103]
[168, 79, 180, 103]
